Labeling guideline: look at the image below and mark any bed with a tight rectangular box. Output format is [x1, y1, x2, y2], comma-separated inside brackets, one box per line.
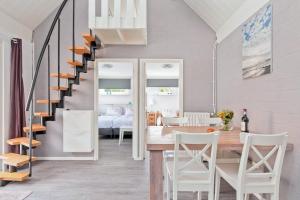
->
[98, 105, 133, 137]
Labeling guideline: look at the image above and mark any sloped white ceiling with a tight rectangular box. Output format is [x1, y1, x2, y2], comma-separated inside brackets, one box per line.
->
[184, 0, 244, 31]
[0, 0, 63, 30]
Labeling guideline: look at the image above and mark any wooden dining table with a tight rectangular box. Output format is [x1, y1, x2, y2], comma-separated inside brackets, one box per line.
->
[146, 126, 294, 200]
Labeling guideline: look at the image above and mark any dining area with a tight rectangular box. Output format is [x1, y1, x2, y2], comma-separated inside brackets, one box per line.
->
[146, 113, 294, 200]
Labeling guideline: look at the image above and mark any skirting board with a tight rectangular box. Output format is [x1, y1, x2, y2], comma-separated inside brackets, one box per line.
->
[37, 157, 96, 161]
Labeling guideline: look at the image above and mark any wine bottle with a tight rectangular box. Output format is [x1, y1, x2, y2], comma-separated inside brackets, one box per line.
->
[241, 109, 249, 132]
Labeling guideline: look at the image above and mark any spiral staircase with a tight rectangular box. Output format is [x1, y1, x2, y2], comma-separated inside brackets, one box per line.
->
[0, 0, 102, 186]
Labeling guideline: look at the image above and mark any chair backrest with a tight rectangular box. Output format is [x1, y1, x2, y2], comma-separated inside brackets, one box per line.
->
[238, 132, 288, 188]
[184, 112, 210, 126]
[173, 131, 220, 186]
[162, 117, 188, 127]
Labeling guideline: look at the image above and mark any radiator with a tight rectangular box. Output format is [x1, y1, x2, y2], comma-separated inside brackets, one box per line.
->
[183, 112, 211, 126]
[63, 110, 94, 152]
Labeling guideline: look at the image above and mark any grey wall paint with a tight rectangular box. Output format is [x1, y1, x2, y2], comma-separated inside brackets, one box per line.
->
[33, 0, 216, 157]
[217, 0, 300, 199]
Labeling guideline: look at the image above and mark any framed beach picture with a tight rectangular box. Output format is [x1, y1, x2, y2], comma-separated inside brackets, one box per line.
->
[242, 4, 273, 79]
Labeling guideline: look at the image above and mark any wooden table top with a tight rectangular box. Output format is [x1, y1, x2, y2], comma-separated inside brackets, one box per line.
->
[146, 126, 294, 151]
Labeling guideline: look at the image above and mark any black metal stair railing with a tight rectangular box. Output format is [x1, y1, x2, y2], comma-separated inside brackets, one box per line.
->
[48, 45, 51, 117]
[26, 0, 68, 111]
[22, 0, 103, 178]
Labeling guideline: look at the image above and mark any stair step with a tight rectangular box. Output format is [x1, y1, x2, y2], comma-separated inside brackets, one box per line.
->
[0, 172, 29, 182]
[7, 137, 41, 148]
[50, 73, 75, 79]
[1, 153, 37, 167]
[23, 124, 46, 133]
[50, 73, 85, 81]
[82, 33, 95, 43]
[34, 112, 52, 117]
[36, 99, 60, 104]
[67, 59, 83, 67]
[85, 41, 91, 47]
[50, 86, 68, 91]
[68, 46, 89, 55]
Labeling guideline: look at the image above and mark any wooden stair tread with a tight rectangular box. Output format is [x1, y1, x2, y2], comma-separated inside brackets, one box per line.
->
[23, 124, 46, 133]
[0, 172, 29, 182]
[68, 46, 89, 55]
[50, 86, 68, 91]
[82, 33, 95, 43]
[85, 41, 91, 47]
[34, 112, 52, 117]
[7, 137, 41, 148]
[50, 73, 75, 79]
[37, 99, 60, 104]
[1, 153, 37, 167]
[50, 73, 85, 81]
[67, 59, 83, 67]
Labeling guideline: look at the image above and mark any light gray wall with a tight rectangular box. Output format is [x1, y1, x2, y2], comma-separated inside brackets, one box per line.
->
[33, 0, 216, 157]
[217, 0, 300, 199]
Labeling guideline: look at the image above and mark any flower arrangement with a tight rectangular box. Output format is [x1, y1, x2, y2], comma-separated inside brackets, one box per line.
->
[217, 110, 234, 131]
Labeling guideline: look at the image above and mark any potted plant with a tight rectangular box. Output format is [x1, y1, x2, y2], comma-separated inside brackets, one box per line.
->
[217, 110, 234, 131]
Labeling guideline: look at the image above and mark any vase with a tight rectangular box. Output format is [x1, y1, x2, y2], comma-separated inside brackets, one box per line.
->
[222, 120, 233, 131]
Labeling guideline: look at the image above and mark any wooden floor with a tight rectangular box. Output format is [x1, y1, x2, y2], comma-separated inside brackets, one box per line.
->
[3, 139, 239, 200]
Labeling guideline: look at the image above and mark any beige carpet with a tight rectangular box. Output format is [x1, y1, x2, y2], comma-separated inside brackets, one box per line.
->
[0, 190, 32, 200]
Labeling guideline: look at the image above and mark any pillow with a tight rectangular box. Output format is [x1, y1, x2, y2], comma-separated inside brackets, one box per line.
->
[124, 107, 133, 116]
[106, 106, 123, 116]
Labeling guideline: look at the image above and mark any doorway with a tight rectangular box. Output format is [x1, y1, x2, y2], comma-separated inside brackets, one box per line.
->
[94, 59, 139, 160]
[139, 59, 184, 159]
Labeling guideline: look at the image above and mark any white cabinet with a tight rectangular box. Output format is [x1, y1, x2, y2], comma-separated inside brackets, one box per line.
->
[63, 110, 94, 152]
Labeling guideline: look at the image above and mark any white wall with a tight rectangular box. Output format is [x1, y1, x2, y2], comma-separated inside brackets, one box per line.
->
[0, 36, 11, 165]
[0, 40, 3, 167]
[216, 0, 270, 43]
[0, 10, 32, 42]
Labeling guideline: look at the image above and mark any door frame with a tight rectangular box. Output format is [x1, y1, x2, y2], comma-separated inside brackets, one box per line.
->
[94, 58, 139, 160]
[139, 59, 184, 159]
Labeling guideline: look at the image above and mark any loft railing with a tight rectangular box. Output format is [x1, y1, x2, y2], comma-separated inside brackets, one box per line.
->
[89, 0, 147, 29]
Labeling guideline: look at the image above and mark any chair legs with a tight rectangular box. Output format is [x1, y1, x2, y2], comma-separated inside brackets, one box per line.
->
[173, 187, 178, 200]
[236, 191, 244, 200]
[197, 191, 202, 200]
[270, 192, 279, 200]
[214, 172, 221, 200]
[166, 174, 171, 200]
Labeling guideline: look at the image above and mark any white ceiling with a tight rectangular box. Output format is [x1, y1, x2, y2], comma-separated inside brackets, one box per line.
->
[146, 63, 179, 79]
[98, 62, 133, 78]
[0, 0, 63, 30]
[184, 0, 244, 31]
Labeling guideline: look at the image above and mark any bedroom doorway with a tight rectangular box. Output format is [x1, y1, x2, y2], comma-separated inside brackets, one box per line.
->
[139, 59, 184, 159]
[94, 59, 139, 160]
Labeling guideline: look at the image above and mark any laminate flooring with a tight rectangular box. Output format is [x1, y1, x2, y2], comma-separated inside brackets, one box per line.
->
[2, 139, 240, 200]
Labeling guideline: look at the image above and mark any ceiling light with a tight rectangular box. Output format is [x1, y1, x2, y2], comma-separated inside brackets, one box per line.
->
[162, 64, 173, 69]
[102, 64, 113, 69]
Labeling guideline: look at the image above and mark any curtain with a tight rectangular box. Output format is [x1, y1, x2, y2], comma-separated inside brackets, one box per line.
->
[9, 38, 26, 153]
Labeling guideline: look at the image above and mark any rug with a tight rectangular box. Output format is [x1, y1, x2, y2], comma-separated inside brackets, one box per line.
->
[0, 190, 32, 200]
